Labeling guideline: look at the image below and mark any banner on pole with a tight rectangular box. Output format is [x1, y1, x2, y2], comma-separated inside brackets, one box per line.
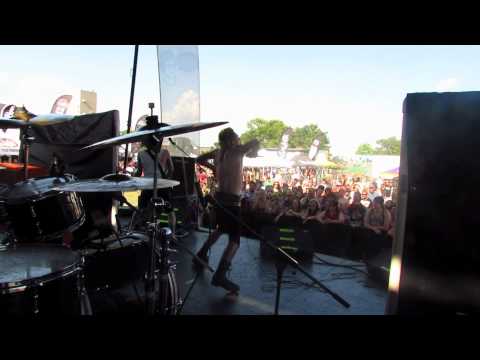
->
[308, 138, 321, 160]
[156, 45, 200, 155]
[277, 128, 293, 159]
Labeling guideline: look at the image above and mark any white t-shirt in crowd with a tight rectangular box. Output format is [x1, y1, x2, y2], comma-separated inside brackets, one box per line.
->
[368, 191, 382, 202]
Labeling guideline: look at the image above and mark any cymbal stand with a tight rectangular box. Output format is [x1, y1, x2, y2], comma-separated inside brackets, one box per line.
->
[21, 124, 35, 180]
[143, 114, 181, 315]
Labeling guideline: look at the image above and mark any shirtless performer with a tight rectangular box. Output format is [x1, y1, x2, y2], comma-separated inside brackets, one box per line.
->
[194, 128, 260, 293]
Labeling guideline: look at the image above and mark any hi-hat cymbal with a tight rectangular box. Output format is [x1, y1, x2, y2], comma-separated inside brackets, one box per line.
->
[81, 121, 228, 151]
[52, 173, 180, 193]
[0, 114, 75, 129]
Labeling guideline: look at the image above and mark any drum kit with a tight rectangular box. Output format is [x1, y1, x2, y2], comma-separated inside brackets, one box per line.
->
[0, 105, 227, 316]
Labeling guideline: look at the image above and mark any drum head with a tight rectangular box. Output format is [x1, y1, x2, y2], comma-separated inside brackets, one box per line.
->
[0, 244, 80, 291]
[7, 176, 73, 204]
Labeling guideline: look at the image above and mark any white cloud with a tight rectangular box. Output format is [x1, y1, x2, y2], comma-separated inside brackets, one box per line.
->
[435, 77, 459, 92]
[163, 89, 200, 124]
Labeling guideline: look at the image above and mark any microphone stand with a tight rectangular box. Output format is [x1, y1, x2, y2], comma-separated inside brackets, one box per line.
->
[274, 253, 288, 315]
[123, 45, 139, 173]
[208, 195, 351, 313]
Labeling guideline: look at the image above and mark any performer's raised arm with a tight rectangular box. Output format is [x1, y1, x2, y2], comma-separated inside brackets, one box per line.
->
[236, 139, 260, 156]
[196, 149, 217, 173]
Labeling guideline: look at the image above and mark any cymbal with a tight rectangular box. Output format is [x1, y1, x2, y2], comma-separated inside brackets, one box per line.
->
[0, 114, 75, 129]
[0, 118, 28, 129]
[81, 121, 228, 151]
[52, 173, 180, 193]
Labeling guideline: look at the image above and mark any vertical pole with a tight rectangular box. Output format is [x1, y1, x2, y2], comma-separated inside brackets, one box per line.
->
[274, 256, 287, 316]
[123, 45, 139, 173]
[146, 144, 160, 315]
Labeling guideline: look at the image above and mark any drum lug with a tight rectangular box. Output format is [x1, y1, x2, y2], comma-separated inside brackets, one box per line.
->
[33, 287, 40, 315]
[168, 260, 179, 269]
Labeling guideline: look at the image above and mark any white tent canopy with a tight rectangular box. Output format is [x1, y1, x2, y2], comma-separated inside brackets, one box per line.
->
[243, 149, 294, 168]
[243, 156, 293, 168]
[243, 149, 332, 168]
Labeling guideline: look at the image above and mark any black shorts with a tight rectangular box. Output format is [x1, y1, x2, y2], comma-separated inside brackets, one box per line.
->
[213, 192, 241, 237]
[215, 203, 241, 237]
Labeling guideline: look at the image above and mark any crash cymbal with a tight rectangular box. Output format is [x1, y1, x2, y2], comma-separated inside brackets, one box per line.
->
[0, 118, 29, 129]
[52, 173, 180, 193]
[0, 114, 75, 129]
[81, 121, 228, 151]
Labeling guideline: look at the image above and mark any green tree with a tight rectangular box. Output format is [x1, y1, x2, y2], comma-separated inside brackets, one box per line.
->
[356, 143, 376, 155]
[289, 124, 330, 150]
[374, 137, 401, 155]
[240, 118, 287, 148]
[356, 137, 401, 155]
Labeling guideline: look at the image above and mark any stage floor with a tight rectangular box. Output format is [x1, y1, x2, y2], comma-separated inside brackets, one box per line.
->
[87, 227, 388, 315]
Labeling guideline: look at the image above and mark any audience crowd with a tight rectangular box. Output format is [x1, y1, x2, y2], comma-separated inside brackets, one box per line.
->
[198, 165, 397, 240]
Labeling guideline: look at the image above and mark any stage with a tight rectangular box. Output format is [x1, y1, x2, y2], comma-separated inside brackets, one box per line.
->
[88, 227, 388, 315]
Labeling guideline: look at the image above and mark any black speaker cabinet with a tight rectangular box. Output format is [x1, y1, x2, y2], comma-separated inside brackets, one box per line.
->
[171, 156, 196, 197]
[386, 92, 480, 314]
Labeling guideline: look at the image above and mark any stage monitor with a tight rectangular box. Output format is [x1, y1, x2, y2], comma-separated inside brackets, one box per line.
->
[386, 92, 480, 314]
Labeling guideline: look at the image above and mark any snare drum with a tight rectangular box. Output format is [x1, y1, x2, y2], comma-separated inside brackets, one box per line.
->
[6, 176, 85, 243]
[0, 244, 84, 316]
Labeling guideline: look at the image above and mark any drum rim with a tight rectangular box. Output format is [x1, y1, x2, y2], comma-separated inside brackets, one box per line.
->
[0, 244, 82, 294]
[27, 212, 86, 243]
[6, 175, 78, 204]
[6, 191, 86, 241]
[81, 232, 149, 255]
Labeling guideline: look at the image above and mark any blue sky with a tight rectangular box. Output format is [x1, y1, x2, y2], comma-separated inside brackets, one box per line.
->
[0, 45, 479, 155]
